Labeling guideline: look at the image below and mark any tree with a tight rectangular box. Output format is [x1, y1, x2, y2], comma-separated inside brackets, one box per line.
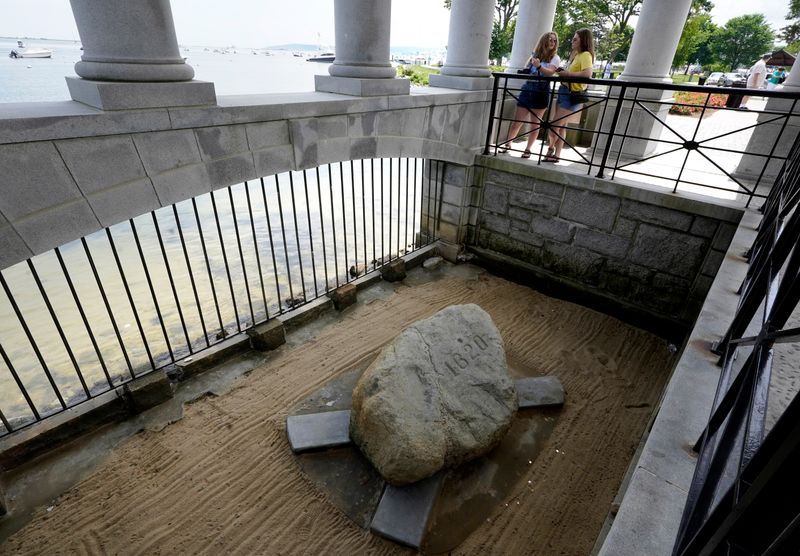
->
[553, 0, 641, 62]
[672, 1, 715, 72]
[782, 0, 800, 45]
[710, 14, 774, 70]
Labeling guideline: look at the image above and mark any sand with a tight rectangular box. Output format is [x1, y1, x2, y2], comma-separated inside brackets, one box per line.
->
[2, 266, 675, 555]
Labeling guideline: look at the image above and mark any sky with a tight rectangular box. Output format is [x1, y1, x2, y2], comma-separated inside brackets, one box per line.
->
[0, 0, 452, 48]
[0, 0, 792, 50]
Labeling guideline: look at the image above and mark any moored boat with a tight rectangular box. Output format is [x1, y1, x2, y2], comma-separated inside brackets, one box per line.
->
[9, 40, 53, 59]
[307, 52, 335, 62]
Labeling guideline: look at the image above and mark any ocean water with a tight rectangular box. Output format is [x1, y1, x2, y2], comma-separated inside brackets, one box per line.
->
[0, 38, 445, 103]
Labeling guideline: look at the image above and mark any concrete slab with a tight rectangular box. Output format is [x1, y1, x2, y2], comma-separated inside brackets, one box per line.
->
[370, 473, 444, 549]
[286, 410, 352, 453]
[516, 376, 565, 408]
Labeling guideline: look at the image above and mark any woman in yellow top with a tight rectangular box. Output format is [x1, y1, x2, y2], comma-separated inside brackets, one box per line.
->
[545, 27, 594, 162]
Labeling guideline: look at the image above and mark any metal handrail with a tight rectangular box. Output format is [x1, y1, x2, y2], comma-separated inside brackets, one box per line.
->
[486, 73, 800, 208]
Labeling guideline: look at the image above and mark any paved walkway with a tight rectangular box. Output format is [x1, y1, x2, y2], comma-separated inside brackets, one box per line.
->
[501, 96, 772, 206]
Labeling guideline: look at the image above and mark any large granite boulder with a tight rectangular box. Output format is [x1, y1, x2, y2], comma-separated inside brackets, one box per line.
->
[350, 304, 518, 485]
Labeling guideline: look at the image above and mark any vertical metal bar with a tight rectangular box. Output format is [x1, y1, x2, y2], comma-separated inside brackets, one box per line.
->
[0, 406, 11, 433]
[361, 159, 368, 273]
[396, 157, 402, 257]
[405, 158, 410, 253]
[388, 158, 393, 260]
[173, 205, 210, 348]
[327, 165, 340, 287]
[302, 170, 319, 298]
[288, 171, 307, 300]
[151, 212, 192, 353]
[315, 168, 330, 292]
[595, 84, 628, 180]
[260, 177, 283, 314]
[612, 88, 640, 181]
[0, 271, 66, 409]
[82, 237, 135, 377]
[588, 80, 614, 173]
[436, 161, 445, 234]
[55, 247, 113, 386]
[0, 340, 40, 421]
[380, 158, 386, 261]
[484, 75, 500, 155]
[412, 158, 419, 250]
[275, 174, 296, 305]
[350, 160, 358, 274]
[244, 182, 270, 319]
[673, 91, 712, 193]
[192, 198, 225, 336]
[27, 259, 91, 398]
[371, 159, 376, 268]
[228, 185, 256, 325]
[210, 190, 242, 332]
[107, 228, 157, 371]
[129, 219, 174, 362]
[426, 159, 433, 245]
[339, 162, 349, 281]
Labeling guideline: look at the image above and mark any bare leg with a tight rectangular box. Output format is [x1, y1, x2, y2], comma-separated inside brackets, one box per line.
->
[548, 106, 579, 158]
[524, 108, 547, 153]
[504, 106, 531, 149]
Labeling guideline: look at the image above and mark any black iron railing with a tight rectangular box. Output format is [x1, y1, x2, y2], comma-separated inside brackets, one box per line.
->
[485, 73, 800, 207]
[0, 157, 442, 436]
[673, 134, 800, 553]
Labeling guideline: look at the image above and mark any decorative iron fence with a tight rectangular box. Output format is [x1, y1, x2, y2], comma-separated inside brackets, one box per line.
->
[0, 157, 442, 436]
[673, 134, 800, 553]
[485, 73, 800, 207]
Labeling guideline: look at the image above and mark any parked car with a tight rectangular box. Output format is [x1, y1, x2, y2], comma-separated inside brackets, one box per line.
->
[704, 72, 725, 86]
[722, 72, 747, 87]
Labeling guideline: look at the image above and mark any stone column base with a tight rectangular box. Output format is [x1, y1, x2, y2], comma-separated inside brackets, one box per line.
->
[314, 75, 410, 96]
[429, 74, 493, 91]
[66, 77, 217, 111]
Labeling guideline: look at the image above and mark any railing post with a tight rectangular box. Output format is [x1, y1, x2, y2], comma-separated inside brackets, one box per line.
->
[483, 76, 500, 155]
[595, 84, 628, 179]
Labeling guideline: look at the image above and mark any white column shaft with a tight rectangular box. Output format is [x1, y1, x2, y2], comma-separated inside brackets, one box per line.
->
[439, 0, 495, 78]
[618, 0, 692, 83]
[69, 0, 194, 81]
[329, 0, 395, 79]
[509, 0, 557, 72]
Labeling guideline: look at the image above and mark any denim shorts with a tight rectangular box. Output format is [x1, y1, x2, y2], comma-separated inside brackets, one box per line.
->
[556, 84, 582, 112]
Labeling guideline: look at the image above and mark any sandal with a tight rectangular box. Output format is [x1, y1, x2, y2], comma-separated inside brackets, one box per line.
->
[497, 145, 510, 154]
[521, 150, 532, 159]
[543, 154, 559, 163]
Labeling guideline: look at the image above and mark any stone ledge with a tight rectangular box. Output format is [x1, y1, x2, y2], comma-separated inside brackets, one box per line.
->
[66, 78, 217, 111]
[315, 76, 411, 97]
[0, 90, 490, 146]
[597, 209, 759, 555]
[476, 155, 746, 223]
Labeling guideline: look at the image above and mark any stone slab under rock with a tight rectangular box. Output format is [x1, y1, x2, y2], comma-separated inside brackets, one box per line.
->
[287, 377, 564, 453]
[287, 410, 352, 452]
[350, 304, 518, 485]
[370, 473, 444, 549]
[517, 376, 565, 408]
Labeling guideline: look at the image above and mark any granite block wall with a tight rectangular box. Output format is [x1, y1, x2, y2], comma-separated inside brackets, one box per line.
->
[470, 158, 744, 329]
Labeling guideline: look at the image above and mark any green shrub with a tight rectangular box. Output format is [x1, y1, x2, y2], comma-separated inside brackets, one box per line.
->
[396, 65, 440, 86]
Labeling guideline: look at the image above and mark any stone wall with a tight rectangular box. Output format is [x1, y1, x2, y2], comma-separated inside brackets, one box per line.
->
[0, 89, 490, 270]
[469, 156, 743, 331]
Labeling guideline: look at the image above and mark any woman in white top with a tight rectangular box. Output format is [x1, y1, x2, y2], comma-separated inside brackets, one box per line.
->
[499, 32, 560, 159]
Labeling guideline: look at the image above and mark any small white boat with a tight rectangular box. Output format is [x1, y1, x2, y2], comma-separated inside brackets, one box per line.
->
[307, 52, 335, 63]
[9, 40, 53, 59]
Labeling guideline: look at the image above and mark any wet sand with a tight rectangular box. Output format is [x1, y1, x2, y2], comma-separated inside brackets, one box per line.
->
[2, 265, 675, 555]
